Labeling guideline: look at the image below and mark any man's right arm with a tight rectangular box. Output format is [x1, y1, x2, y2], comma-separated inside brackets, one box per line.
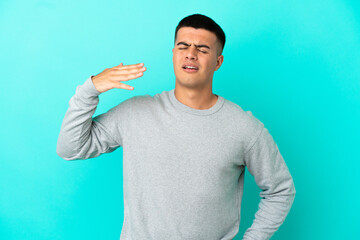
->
[56, 62, 147, 160]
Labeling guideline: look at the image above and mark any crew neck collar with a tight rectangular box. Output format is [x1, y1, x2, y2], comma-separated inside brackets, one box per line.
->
[168, 89, 225, 116]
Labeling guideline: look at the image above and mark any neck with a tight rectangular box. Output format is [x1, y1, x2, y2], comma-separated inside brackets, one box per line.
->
[174, 84, 218, 110]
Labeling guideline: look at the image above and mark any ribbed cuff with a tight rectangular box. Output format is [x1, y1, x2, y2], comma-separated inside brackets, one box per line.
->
[80, 76, 102, 97]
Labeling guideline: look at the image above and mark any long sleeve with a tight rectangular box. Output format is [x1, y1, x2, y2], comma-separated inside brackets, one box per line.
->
[56, 76, 124, 160]
[242, 126, 296, 240]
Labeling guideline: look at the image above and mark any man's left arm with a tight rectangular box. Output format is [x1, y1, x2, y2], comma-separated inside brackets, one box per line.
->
[242, 126, 296, 240]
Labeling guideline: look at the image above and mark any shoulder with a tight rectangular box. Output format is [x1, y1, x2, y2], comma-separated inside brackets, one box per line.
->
[223, 98, 264, 130]
[108, 89, 169, 113]
[221, 98, 265, 148]
[124, 90, 168, 115]
[128, 92, 158, 108]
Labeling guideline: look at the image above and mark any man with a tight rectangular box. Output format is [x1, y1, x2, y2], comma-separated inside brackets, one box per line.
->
[57, 14, 296, 240]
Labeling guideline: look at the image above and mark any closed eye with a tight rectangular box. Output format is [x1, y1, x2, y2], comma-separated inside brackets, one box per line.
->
[178, 48, 208, 53]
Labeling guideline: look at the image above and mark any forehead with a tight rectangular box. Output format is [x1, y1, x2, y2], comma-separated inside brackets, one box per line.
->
[176, 27, 217, 46]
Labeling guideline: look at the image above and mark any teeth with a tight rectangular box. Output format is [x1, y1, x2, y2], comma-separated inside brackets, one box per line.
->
[185, 66, 197, 69]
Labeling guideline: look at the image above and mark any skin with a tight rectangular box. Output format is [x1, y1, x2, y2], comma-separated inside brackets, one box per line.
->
[91, 62, 147, 93]
[172, 27, 224, 110]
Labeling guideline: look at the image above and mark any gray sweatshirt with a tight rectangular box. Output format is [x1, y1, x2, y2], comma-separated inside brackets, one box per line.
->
[56, 76, 296, 240]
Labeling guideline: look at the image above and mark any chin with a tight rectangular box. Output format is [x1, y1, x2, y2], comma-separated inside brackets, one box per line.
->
[176, 77, 205, 89]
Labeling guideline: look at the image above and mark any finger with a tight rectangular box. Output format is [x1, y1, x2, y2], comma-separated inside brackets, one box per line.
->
[112, 62, 123, 68]
[115, 62, 144, 70]
[113, 81, 135, 90]
[112, 71, 144, 82]
[112, 66, 146, 75]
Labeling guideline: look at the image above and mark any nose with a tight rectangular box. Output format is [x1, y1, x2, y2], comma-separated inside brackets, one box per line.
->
[185, 46, 198, 60]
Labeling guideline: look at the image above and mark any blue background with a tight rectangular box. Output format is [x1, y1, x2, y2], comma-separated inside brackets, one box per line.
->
[1, 0, 359, 239]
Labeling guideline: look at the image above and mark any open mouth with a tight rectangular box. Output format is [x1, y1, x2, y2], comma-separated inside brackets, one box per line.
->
[182, 64, 199, 72]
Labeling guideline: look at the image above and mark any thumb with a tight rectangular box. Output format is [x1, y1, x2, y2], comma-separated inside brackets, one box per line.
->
[114, 62, 123, 69]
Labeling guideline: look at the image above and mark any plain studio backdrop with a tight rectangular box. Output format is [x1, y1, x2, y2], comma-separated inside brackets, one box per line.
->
[0, 0, 359, 239]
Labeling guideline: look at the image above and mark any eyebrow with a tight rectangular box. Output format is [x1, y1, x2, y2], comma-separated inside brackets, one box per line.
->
[176, 41, 211, 49]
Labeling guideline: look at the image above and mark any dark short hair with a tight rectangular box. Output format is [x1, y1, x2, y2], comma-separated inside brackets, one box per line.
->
[174, 14, 226, 56]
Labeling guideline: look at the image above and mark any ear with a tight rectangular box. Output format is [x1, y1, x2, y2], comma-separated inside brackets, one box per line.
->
[214, 54, 224, 71]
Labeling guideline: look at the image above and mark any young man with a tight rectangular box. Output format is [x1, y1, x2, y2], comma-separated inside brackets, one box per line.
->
[57, 14, 296, 240]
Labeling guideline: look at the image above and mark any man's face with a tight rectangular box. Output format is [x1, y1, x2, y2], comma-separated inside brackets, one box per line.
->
[172, 27, 224, 90]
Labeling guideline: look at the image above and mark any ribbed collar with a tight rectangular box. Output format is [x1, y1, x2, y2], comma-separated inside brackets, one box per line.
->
[168, 89, 225, 116]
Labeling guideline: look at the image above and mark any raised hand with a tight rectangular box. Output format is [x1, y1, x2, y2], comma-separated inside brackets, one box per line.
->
[91, 62, 147, 93]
